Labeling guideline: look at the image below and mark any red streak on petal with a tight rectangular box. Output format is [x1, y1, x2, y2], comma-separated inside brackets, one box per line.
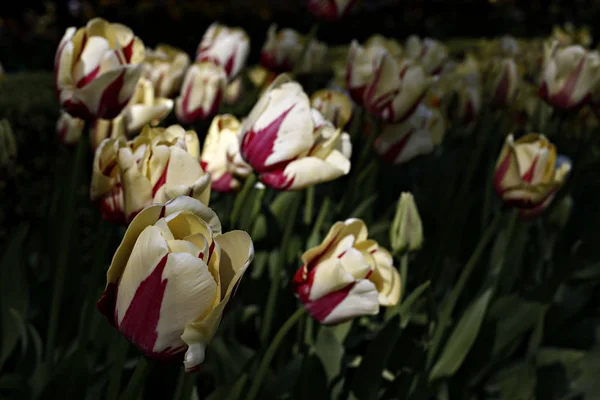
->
[493, 67, 510, 106]
[100, 184, 126, 225]
[200, 160, 208, 170]
[178, 76, 223, 124]
[76, 65, 100, 88]
[521, 155, 539, 184]
[97, 70, 131, 120]
[375, 129, 414, 164]
[97, 282, 118, 327]
[122, 39, 134, 63]
[207, 241, 215, 262]
[211, 172, 237, 193]
[258, 170, 294, 190]
[303, 282, 354, 323]
[152, 160, 170, 197]
[224, 47, 237, 77]
[544, 57, 589, 110]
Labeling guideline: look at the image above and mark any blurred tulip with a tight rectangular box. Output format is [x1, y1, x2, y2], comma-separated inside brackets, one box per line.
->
[493, 134, 572, 210]
[291, 219, 401, 324]
[260, 24, 327, 74]
[247, 65, 276, 90]
[224, 77, 243, 105]
[486, 57, 519, 107]
[390, 192, 423, 253]
[90, 125, 210, 224]
[497, 35, 520, 58]
[97, 196, 254, 372]
[90, 115, 127, 151]
[405, 36, 448, 75]
[143, 44, 191, 98]
[239, 75, 351, 190]
[364, 51, 430, 123]
[364, 35, 403, 58]
[540, 41, 600, 111]
[201, 115, 248, 193]
[57, 111, 85, 145]
[345, 40, 386, 104]
[435, 56, 482, 126]
[310, 89, 353, 128]
[175, 62, 227, 124]
[196, 23, 250, 80]
[374, 103, 445, 164]
[55, 18, 145, 120]
[307, 0, 358, 21]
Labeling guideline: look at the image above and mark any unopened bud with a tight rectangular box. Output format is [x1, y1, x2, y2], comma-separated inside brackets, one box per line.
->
[390, 192, 423, 253]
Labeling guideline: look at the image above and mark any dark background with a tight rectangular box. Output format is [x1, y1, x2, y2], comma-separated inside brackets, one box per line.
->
[1, 0, 599, 71]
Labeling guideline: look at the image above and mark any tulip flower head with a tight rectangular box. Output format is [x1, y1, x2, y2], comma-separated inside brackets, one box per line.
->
[493, 134, 572, 214]
[486, 57, 519, 107]
[57, 111, 85, 145]
[201, 115, 250, 193]
[260, 25, 327, 74]
[292, 219, 401, 324]
[390, 192, 423, 254]
[405, 36, 448, 75]
[90, 125, 210, 224]
[239, 75, 352, 190]
[143, 44, 191, 98]
[196, 23, 250, 80]
[307, 0, 358, 21]
[363, 50, 430, 123]
[310, 89, 354, 129]
[97, 196, 254, 372]
[374, 103, 445, 164]
[55, 18, 145, 120]
[540, 41, 600, 111]
[175, 62, 227, 124]
[345, 39, 388, 104]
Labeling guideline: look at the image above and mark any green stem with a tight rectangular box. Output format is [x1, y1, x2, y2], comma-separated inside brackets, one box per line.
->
[306, 196, 330, 249]
[107, 335, 129, 400]
[303, 186, 314, 225]
[173, 371, 196, 400]
[230, 174, 257, 228]
[247, 308, 307, 400]
[291, 24, 319, 77]
[45, 132, 87, 363]
[118, 357, 152, 400]
[427, 211, 504, 367]
[400, 253, 408, 302]
[260, 193, 301, 343]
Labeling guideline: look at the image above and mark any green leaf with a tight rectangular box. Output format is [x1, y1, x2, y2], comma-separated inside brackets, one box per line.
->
[250, 251, 269, 280]
[349, 194, 377, 220]
[491, 362, 536, 400]
[386, 281, 431, 327]
[536, 347, 586, 369]
[293, 354, 330, 400]
[349, 316, 401, 400]
[314, 326, 346, 383]
[430, 289, 493, 381]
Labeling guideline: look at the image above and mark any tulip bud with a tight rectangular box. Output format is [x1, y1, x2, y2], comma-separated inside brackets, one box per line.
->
[143, 44, 191, 98]
[0, 119, 17, 169]
[540, 41, 600, 110]
[57, 111, 85, 145]
[374, 103, 445, 164]
[175, 62, 227, 124]
[239, 75, 352, 190]
[196, 23, 250, 80]
[364, 51, 430, 123]
[54, 18, 145, 120]
[91, 125, 210, 224]
[345, 40, 387, 104]
[310, 89, 353, 129]
[97, 196, 254, 372]
[260, 25, 327, 74]
[486, 57, 519, 107]
[390, 192, 423, 253]
[201, 115, 248, 193]
[405, 36, 448, 75]
[307, 0, 358, 21]
[292, 219, 401, 324]
[494, 134, 572, 211]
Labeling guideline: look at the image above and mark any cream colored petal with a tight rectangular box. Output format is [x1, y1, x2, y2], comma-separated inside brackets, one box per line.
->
[118, 147, 153, 220]
[370, 248, 401, 306]
[321, 280, 380, 325]
[164, 196, 222, 235]
[282, 152, 351, 190]
[309, 258, 357, 301]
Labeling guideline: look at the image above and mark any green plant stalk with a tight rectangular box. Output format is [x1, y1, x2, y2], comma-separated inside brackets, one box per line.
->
[173, 371, 195, 400]
[291, 24, 319, 77]
[427, 211, 504, 367]
[400, 253, 409, 302]
[107, 335, 130, 400]
[230, 174, 257, 227]
[118, 357, 152, 400]
[247, 308, 307, 400]
[45, 132, 87, 363]
[303, 186, 315, 225]
[259, 193, 301, 343]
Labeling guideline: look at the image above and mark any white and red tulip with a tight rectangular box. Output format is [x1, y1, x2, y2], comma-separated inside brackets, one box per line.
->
[310, 89, 353, 129]
[55, 18, 145, 120]
[345, 40, 387, 104]
[175, 62, 227, 124]
[56, 111, 85, 145]
[195, 23, 250, 80]
[487, 57, 519, 107]
[239, 75, 351, 190]
[97, 196, 254, 372]
[292, 219, 401, 324]
[405, 36, 448, 75]
[143, 44, 191, 98]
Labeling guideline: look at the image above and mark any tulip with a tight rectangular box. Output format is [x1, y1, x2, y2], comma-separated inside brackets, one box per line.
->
[307, 0, 358, 21]
[224, 77, 243, 105]
[437, 56, 482, 126]
[55, 18, 145, 120]
[310, 89, 353, 129]
[247, 65, 276, 90]
[91, 116, 127, 151]
[345, 40, 387, 104]
[539, 41, 600, 111]
[57, 111, 85, 145]
[373, 103, 445, 165]
[493, 134, 572, 210]
[175, 62, 227, 124]
[239, 75, 351, 190]
[201, 115, 247, 193]
[404, 36, 448, 75]
[260, 24, 327, 74]
[97, 195, 254, 372]
[291, 219, 401, 324]
[143, 44, 191, 98]
[363, 51, 430, 123]
[195, 23, 250, 80]
[90, 125, 210, 224]
[486, 57, 519, 107]
[390, 192, 423, 253]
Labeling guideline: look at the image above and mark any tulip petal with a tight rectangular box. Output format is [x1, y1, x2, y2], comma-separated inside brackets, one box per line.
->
[307, 279, 379, 325]
[164, 196, 222, 235]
